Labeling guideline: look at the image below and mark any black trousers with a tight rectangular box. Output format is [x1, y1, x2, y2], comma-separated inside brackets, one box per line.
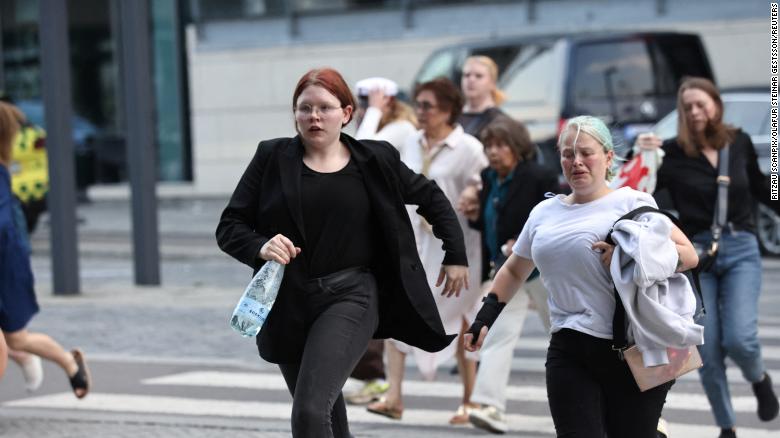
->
[546, 328, 673, 438]
[279, 267, 379, 438]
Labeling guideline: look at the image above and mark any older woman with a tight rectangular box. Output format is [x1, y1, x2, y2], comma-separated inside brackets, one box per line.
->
[217, 68, 468, 437]
[458, 116, 558, 433]
[367, 77, 487, 424]
[466, 116, 699, 437]
[636, 77, 780, 438]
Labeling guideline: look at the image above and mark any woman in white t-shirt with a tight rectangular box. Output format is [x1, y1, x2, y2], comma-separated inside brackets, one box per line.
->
[464, 116, 699, 437]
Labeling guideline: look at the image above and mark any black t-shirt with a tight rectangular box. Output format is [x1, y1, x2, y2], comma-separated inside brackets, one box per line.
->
[458, 107, 507, 138]
[300, 159, 376, 277]
[656, 130, 779, 237]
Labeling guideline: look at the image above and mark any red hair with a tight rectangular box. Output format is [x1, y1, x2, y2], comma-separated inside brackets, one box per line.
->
[292, 68, 356, 126]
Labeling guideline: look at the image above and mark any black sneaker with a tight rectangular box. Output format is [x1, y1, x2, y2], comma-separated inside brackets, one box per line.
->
[752, 373, 780, 421]
[718, 428, 736, 438]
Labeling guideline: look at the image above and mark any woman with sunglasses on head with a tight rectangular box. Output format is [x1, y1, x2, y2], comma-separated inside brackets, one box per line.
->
[367, 77, 488, 425]
[353, 77, 417, 151]
[217, 68, 468, 438]
[465, 115, 701, 437]
[635, 77, 780, 438]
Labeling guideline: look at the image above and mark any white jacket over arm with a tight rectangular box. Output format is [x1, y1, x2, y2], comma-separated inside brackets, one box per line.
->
[610, 212, 704, 366]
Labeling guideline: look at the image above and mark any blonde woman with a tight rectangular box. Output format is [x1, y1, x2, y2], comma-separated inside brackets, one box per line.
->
[459, 55, 507, 137]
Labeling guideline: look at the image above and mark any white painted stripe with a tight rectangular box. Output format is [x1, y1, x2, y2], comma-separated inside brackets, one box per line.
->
[142, 371, 760, 413]
[758, 315, 780, 325]
[508, 357, 780, 383]
[511, 335, 780, 354]
[4, 393, 777, 438]
[758, 325, 780, 339]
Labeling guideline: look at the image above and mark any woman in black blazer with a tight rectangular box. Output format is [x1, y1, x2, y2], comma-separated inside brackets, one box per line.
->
[216, 68, 469, 438]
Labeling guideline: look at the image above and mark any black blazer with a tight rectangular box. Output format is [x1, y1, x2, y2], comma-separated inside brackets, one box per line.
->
[469, 161, 558, 281]
[216, 133, 465, 364]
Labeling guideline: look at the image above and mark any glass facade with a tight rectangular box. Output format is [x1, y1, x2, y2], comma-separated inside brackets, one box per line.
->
[0, 0, 191, 184]
[152, 0, 190, 181]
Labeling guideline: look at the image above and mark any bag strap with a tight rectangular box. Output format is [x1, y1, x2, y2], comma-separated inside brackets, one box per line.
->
[607, 206, 705, 357]
[710, 145, 730, 247]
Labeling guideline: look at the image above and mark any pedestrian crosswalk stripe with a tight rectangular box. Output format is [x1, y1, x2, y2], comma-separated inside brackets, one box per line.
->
[510, 337, 780, 359]
[142, 371, 761, 413]
[507, 357, 780, 383]
[4, 393, 778, 438]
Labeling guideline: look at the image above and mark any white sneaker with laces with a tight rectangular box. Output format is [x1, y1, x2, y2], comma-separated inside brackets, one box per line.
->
[20, 354, 44, 392]
[468, 404, 508, 434]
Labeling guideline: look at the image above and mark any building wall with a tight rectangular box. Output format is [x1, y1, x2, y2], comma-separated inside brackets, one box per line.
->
[186, 1, 769, 194]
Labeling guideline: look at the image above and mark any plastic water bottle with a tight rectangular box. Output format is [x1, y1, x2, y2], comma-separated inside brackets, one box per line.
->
[230, 260, 285, 337]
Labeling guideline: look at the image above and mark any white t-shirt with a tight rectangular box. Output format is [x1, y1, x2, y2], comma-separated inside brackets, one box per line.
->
[512, 187, 657, 339]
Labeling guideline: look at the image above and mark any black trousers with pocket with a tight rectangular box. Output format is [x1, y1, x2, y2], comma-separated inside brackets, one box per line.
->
[278, 266, 379, 438]
[546, 328, 673, 438]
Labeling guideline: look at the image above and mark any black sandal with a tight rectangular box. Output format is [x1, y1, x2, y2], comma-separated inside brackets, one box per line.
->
[69, 349, 91, 399]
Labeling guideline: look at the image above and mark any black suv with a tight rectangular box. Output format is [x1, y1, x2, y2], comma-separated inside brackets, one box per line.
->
[413, 32, 714, 169]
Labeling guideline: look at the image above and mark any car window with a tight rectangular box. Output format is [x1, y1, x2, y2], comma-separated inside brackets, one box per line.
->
[653, 36, 713, 84]
[572, 40, 653, 102]
[414, 49, 457, 84]
[653, 110, 678, 140]
[723, 100, 771, 137]
[653, 96, 770, 140]
[471, 46, 522, 80]
[500, 44, 555, 104]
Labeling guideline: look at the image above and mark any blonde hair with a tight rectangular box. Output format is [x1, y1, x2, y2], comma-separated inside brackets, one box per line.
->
[464, 55, 506, 106]
[379, 98, 417, 131]
[0, 102, 23, 167]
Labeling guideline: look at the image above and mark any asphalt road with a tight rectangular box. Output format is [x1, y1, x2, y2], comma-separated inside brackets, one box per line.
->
[1, 199, 779, 437]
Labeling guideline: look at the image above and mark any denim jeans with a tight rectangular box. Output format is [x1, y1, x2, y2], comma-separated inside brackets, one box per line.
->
[278, 267, 379, 438]
[546, 329, 672, 437]
[694, 230, 766, 429]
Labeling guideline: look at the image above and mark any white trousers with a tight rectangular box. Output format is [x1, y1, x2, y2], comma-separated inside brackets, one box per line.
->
[470, 278, 551, 412]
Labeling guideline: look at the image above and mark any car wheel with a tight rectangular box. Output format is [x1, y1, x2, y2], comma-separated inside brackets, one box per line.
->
[756, 203, 780, 257]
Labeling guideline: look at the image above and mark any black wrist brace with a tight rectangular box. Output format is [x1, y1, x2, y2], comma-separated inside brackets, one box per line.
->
[468, 292, 507, 345]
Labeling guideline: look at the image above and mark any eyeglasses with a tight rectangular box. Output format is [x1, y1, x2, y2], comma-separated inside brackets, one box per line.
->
[295, 104, 342, 116]
[413, 100, 437, 112]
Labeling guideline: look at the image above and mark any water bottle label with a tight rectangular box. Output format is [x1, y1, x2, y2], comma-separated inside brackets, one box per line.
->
[235, 298, 269, 322]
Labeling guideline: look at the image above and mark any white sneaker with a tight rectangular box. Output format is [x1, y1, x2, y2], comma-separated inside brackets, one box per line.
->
[20, 354, 44, 392]
[657, 417, 669, 437]
[468, 404, 508, 434]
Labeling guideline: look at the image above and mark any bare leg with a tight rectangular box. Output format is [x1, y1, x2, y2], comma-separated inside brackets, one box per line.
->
[456, 319, 478, 406]
[367, 340, 406, 418]
[0, 331, 7, 379]
[3, 330, 78, 377]
[383, 340, 406, 408]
